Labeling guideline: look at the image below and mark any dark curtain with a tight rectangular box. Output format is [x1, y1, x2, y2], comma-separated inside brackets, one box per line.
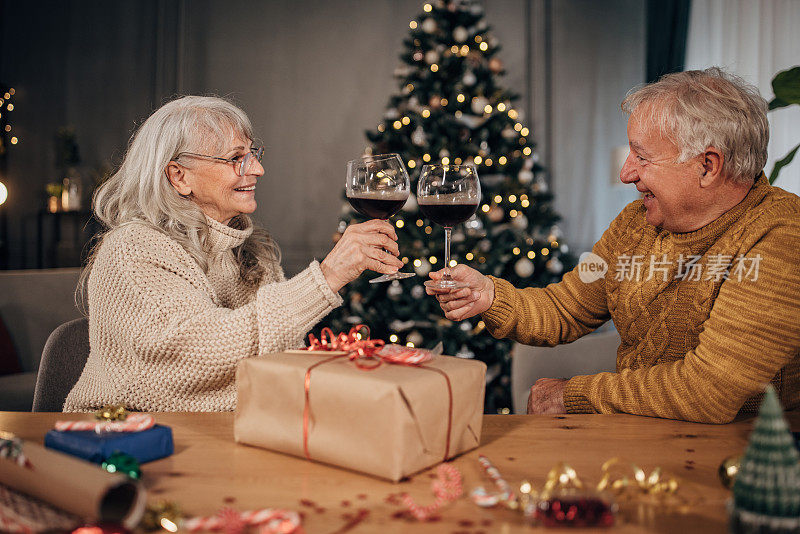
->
[646, 0, 691, 83]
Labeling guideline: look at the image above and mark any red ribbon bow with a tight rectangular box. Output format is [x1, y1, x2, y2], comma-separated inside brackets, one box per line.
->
[301, 325, 451, 463]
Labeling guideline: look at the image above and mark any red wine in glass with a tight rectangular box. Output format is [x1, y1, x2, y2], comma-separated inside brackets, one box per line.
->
[417, 201, 479, 227]
[347, 193, 408, 220]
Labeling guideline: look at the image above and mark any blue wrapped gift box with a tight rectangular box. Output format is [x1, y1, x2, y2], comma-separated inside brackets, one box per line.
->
[44, 424, 174, 464]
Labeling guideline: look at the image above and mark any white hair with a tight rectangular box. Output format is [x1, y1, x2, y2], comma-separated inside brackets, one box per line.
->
[622, 67, 769, 183]
[78, 96, 280, 310]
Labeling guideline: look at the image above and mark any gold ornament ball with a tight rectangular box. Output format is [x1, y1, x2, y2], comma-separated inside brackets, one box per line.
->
[718, 454, 741, 489]
[489, 57, 504, 73]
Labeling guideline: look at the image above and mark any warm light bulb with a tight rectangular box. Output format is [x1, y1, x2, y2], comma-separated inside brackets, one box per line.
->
[429, 256, 437, 264]
[408, 159, 416, 169]
[493, 194, 502, 203]
[498, 156, 507, 165]
[479, 42, 488, 51]
[3, 125, 9, 132]
[454, 157, 462, 164]
[508, 194, 516, 202]
[416, 219, 424, 226]
[390, 334, 399, 343]
[377, 124, 385, 132]
[422, 153, 431, 162]
[474, 155, 483, 165]
[10, 137, 18, 144]
[396, 219, 404, 228]
[460, 45, 469, 55]
[527, 251, 536, 259]
[406, 83, 414, 92]
[508, 109, 518, 119]
[421, 109, 431, 118]
[521, 199, 530, 207]
[485, 158, 492, 166]
[430, 64, 439, 72]
[520, 127, 529, 136]
[393, 120, 402, 129]
[440, 98, 448, 106]
[457, 94, 465, 102]
[509, 210, 518, 217]
[423, 3, 432, 11]
[523, 147, 532, 156]
[6, 104, 13, 111]
[414, 259, 422, 267]
[442, 157, 450, 165]
[0, 181, 7, 206]
[541, 248, 550, 256]
[514, 123, 523, 131]
[409, 21, 418, 29]
[512, 247, 521, 255]
[481, 204, 490, 213]
[483, 104, 492, 114]
[475, 35, 483, 43]
[8, 88, 14, 95]
[466, 252, 474, 260]
[450, 45, 459, 54]
[425, 226, 432, 234]
[401, 116, 410, 125]
[497, 103, 506, 112]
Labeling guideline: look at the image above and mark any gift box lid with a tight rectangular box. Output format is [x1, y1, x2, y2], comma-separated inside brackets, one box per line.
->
[44, 424, 174, 464]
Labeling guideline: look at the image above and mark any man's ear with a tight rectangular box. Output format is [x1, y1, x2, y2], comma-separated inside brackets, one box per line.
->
[165, 161, 192, 196]
[699, 146, 724, 187]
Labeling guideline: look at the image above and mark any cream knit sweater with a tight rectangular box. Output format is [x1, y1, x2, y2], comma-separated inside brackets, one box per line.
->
[64, 216, 342, 412]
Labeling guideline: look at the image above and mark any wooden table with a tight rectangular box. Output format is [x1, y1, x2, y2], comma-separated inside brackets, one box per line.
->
[2, 411, 798, 533]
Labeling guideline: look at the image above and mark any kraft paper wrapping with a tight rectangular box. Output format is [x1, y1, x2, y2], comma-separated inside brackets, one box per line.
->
[234, 352, 486, 482]
[0, 433, 146, 529]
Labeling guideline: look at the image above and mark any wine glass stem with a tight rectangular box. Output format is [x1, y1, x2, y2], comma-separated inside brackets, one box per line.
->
[443, 226, 453, 280]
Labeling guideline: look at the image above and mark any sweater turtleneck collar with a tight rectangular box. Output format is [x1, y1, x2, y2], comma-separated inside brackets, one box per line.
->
[204, 215, 253, 256]
[671, 172, 770, 246]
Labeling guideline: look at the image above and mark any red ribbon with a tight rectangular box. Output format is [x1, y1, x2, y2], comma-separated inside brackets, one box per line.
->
[302, 326, 453, 463]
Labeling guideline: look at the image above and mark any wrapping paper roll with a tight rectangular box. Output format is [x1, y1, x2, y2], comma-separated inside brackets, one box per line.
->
[0, 432, 146, 529]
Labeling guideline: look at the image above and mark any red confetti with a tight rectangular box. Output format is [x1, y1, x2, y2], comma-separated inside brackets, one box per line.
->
[315, 508, 326, 514]
[299, 499, 315, 508]
[223, 497, 236, 504]
[458, 519, 474, 527]
[328, 509, 369, 534]
[536, 496, 614, 527]
[481, 519, 492, 526]
[686, 448, 695, 452]
[357, 494, 367, 500]
[340, 500, 350, 507]
[506, 457, 516, 461]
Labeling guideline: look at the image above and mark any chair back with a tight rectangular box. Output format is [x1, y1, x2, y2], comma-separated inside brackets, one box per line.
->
[32, 317, 89, 412]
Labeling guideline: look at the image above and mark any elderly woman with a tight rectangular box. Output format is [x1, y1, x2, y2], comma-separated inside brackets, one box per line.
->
[429, 67, 800, 423]
[64, 96, 402, 412]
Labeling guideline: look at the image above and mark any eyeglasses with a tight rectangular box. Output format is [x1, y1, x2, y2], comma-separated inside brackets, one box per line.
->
[177, 146, 264, 176]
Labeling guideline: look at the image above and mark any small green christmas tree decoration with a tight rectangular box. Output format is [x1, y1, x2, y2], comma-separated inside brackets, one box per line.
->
[730, 385, 800, 533]
[318, 0, 574, 413]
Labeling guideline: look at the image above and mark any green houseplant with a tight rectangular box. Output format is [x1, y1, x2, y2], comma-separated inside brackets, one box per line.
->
[768, 66, 800, 184]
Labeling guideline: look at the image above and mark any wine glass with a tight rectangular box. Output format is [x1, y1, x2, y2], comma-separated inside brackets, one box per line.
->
[346, 153, 415, 284]
[418, 164, 481, 290]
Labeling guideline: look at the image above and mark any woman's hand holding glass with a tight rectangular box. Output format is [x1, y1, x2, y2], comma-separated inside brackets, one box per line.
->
[320, 220, 403, 292]
[426, 264, 495, 321]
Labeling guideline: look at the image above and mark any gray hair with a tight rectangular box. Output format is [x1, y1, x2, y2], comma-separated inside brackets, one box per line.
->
[622, 67, 769, 183]
[78, 96, 280, 311]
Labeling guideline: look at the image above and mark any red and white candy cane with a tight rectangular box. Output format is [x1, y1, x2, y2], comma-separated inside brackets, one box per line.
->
[54, 413, 155, 433]
[182, 507, 301, 534]
[402, 463, 463, 521]
[471, 455, 516, 507]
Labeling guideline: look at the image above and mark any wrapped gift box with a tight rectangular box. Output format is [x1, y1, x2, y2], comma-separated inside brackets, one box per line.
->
[44, 425, 174, 464]
[234, 351, 486, 481]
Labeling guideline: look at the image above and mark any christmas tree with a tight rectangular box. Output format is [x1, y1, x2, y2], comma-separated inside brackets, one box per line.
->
[730, 385, 800, 533]
[319, 0, 574, 413]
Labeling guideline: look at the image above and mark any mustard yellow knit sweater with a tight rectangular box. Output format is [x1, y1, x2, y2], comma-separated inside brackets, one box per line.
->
[483, 174, 800, 423]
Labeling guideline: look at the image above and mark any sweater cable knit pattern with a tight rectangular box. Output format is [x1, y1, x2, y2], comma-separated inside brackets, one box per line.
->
[482, 174, 800, 423]
[64, 216, 342, 412]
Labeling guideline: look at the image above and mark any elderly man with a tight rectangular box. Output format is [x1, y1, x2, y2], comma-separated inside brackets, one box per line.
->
[428, 67, 800, 423]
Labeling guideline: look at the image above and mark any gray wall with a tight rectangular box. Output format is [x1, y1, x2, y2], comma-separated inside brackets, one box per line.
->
[0, 0, 644, 273]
